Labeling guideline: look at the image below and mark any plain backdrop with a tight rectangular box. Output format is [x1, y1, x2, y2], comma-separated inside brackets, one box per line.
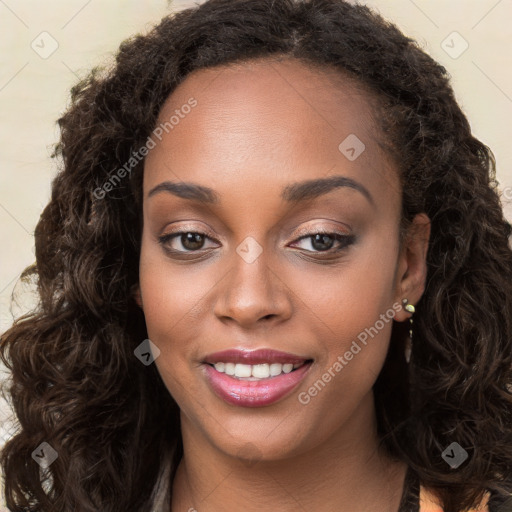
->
[0, 0, 511, 509]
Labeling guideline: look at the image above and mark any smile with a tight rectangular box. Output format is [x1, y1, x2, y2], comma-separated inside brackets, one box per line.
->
[201, 349, 313, 407]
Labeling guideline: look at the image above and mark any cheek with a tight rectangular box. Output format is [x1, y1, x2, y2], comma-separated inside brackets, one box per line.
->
[295, 228, 398, 343]
[139, 265, 213, 414]
[137, 234, 218, 399]
[291, 230, 399, 404]
[138, 226, 219, 335]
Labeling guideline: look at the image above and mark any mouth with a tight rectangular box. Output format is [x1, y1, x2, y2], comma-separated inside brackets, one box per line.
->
[201, 349, 314, 407]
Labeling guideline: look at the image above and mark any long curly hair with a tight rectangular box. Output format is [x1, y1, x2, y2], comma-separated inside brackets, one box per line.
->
[1, 1, 511, 511]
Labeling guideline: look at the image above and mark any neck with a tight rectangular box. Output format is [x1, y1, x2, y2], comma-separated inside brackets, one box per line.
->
[171, 391, 408, 512]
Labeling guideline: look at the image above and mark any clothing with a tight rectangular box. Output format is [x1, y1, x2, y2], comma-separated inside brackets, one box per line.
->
[151, 459, 511, 512]
[151, 457, 172, 512]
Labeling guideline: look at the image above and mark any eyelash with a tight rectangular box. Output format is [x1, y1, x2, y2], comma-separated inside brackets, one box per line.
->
[157, 228, 355, 257]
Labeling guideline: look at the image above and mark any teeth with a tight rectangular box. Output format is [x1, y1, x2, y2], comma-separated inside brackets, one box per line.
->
[269, 363, 282, 376]
[252, 363, 270, 378]
[211, 361, 305, 379]
[283, 363, 293, 374]
[224, 362, 235, 375]
[234, 364, 252, 378]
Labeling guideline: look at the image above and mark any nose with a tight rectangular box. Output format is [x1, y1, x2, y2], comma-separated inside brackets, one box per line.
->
[213, 246, 293, 329]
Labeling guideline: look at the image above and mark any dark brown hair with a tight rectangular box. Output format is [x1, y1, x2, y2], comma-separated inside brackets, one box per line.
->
[1, 1, 511, 511]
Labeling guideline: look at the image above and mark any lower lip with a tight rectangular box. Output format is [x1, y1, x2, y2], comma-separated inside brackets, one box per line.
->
[202, 362, 312, 407]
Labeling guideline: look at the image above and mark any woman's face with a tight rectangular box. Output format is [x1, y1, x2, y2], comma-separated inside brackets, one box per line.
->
[137, 57, 428, 461]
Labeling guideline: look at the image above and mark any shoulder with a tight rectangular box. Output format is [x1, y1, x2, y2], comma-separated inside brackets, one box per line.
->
[420, 485, 490, 512]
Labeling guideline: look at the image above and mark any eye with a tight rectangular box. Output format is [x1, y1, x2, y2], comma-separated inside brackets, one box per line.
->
[289, 230, 355, 253]
[158, 230, 219, 253]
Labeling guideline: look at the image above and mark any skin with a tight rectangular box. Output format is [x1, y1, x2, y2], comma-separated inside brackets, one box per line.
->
[134, 56, 431, 511]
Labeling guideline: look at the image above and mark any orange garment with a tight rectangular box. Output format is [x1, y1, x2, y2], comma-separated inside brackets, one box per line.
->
[419, 485, 490, 512]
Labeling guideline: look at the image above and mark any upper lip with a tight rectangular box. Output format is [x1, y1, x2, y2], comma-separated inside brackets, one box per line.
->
[203, 349, 312, 365]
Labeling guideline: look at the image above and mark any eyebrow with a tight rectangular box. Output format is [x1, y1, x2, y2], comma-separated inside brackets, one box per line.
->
[147, 175, 374, 206]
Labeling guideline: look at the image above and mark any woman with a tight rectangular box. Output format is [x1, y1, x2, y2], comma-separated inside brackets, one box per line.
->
[1, 0, 511, 511]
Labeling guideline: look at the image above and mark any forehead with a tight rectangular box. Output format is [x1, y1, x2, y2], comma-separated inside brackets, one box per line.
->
[143, 57, 400, 214]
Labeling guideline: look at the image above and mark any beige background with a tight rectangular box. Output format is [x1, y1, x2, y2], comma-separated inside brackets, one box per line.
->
[0, 0, 511, 508]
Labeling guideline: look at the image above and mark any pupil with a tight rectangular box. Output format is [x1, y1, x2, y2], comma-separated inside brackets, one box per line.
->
[312, 234, 334, 251]
[183, 233, 204, 250]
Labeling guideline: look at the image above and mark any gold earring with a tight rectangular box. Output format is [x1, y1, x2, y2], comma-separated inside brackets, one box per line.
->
[402, 298, 415, 363]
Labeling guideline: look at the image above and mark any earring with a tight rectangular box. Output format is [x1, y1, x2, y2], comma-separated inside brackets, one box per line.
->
[402, 298, 415, 363]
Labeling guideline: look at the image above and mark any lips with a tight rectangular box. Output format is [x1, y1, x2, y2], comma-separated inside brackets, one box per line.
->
[201, 349, 313, 407]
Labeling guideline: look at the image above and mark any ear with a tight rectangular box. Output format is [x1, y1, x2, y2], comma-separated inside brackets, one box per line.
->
[131, 283, 143, 309]
[393, 213, 431, 322]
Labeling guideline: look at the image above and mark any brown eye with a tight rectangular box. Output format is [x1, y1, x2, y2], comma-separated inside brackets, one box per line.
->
[291, 231, 355, 253]
[310, 233, 336, 251]
[158, 231, 217, 253]
[180, 232, 206, 251]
